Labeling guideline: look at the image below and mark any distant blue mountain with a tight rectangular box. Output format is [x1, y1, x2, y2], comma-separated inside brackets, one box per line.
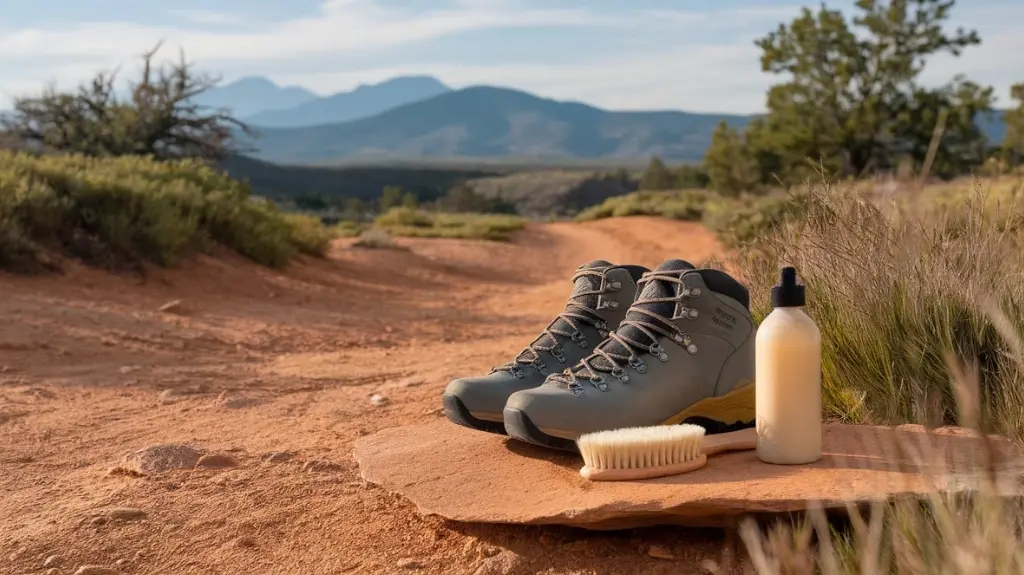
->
[242, 76, 452, 128]
[192, 76, 318, 119]
[241, 85, 758, 164]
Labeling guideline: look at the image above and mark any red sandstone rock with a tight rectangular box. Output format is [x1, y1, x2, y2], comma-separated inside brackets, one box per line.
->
[353, 421, 1023, 530]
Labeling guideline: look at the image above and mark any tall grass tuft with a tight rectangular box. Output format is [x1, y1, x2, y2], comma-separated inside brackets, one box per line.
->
[719, 176, 1024, 574]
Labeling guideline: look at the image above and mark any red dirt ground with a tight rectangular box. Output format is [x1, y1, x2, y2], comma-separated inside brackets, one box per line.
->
[0, 217, 751, 575]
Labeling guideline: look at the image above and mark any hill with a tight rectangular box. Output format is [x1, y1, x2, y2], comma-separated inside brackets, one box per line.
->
[219, 154, 503, 203]
[192, 76, 318, 118]
[241, 86, 757, 164]
[244, 76, 452, 128]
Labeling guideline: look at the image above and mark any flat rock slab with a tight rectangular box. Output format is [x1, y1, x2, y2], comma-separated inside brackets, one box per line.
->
[354, 420, 1024, 530]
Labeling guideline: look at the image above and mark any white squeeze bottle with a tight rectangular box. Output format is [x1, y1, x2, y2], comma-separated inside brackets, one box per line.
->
[755, 266, 822, 465]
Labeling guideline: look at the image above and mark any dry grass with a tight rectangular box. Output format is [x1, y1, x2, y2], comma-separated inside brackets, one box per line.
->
[719, 175, 1024, 574]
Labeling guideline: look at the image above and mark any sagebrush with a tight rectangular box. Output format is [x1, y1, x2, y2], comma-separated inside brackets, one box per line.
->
[0, 151, 332, 271]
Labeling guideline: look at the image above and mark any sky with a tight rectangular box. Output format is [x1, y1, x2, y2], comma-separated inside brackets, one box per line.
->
[1, 0, 1021, 113]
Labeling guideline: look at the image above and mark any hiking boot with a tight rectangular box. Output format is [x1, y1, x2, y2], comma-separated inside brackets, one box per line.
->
[503, 259, 756, 452]
[443, 260, 649, 434]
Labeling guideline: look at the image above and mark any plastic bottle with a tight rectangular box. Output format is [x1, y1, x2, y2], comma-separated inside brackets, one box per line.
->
[755, 266, 822, 465]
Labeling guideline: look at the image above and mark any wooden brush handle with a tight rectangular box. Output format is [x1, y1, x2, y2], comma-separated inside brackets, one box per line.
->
[701, 427, 757, 456]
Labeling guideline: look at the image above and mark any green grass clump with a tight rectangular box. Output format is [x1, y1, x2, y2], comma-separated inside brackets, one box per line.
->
[0, 151, 332, 270]
[332, 220, 365, 238]
[373, 207, 526, 241]
[575, 189, 711, 221]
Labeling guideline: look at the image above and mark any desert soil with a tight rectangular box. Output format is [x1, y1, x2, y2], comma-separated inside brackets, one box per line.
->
[0, 216, 748, 575]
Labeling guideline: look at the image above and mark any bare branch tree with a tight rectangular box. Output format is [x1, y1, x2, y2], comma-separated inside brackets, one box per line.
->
[0, 42, 257, 162]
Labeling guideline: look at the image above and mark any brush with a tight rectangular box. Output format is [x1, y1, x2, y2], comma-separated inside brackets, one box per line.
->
[576, 425, 757, 481]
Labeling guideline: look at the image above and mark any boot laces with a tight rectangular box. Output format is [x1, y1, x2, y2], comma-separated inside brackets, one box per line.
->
[548, 270, 701, 393]
[492, 267, 618, 379]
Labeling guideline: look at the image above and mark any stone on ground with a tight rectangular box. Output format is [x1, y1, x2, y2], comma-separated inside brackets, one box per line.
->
[353, 420, 1024, 530]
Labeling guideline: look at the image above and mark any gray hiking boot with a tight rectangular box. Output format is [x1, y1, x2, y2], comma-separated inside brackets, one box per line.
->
[443, 260, 650, 435]
[503, 259, 756, 452]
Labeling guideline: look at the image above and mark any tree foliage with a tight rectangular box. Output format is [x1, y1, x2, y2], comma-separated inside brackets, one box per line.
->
[1004, 84, 1024, 166]
[1, 43, 252, 163]
[706, 0, 993, 184]
[639, 156, 675, 190]
[704, 121, 761, 196]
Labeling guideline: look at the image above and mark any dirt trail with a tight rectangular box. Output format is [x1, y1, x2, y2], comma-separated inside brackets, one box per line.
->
[0, 217, 743, 575]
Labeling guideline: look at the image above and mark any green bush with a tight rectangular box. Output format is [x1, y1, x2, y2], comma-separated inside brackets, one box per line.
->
[373, 207, 525, 241]
[0, 151, 331, 271]
[575, 190, 711, 221]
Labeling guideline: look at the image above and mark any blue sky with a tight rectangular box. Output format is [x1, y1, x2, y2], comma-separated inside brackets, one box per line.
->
[1, 0, 1021, 113]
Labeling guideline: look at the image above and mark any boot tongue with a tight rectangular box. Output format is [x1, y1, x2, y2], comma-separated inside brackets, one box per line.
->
[585, 258, 695, 370]
[516, 260, 612, 359]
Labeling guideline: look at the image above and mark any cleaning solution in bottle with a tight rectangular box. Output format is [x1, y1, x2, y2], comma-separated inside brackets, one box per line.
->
[755, 266, 822, 465]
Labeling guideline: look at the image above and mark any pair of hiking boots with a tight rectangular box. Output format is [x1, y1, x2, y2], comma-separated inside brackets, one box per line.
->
[442, 258, 758, 452]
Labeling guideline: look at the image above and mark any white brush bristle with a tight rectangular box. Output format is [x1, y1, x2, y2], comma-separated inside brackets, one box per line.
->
[576, 424, 706, 470]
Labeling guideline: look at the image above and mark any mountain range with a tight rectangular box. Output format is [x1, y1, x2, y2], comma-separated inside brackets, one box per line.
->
[184, 75, 1010, 165]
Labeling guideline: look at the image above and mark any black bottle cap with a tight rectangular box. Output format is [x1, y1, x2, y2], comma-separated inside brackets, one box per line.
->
[770, 266, 805, 308]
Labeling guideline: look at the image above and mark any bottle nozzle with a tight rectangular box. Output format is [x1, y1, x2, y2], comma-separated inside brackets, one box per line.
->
[771, 266, 805, 308]
[780, 266, 796, 287]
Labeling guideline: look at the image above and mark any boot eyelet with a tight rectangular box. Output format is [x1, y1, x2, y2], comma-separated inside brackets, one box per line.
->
[672, 333, 684, 343]
[570, 331, 588, 348]
[509, 366, 525, 379]
[551, 345, 566, 363]
[686, 344, 698, 354]
[628, 356, 646, 374]
[687, 309, 699, 319]
[611, 366, 629, 383]
[569, 383, 584, 396]
[597, 382, 609, 391]
[649, 343, 668, 362]
[608, 281, 621, 290]
[691, 288, 701, 297]
[531, 359, 546, 371]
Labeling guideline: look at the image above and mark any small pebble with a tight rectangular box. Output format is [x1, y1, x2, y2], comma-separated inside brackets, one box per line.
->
[396, 558, 423, 569]
[108, 507, 147, 521]
[370, 394, 388, 407]
[264, 451, 293, 463]
[195, 453, 239, 470]
[473, 551, 524, 575]
[43, 554, 61, 567]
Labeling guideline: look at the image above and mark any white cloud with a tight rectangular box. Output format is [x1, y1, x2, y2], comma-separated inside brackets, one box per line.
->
[0, 0, 605, 62]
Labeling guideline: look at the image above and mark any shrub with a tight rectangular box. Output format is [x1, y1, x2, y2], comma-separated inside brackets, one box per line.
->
[0, 151, 331, 271]
[575, 190, 711, 221]
[373, 207, 525, 241]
